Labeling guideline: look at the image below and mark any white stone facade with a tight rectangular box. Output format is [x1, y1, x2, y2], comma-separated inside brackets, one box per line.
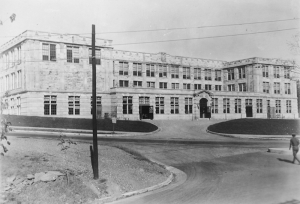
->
[0, 30, 298, 120]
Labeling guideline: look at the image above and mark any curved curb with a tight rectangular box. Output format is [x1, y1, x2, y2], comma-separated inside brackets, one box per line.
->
[97, 159, 186, 204]
[206, 129, 291, 140]
[10, 126, 161, 138]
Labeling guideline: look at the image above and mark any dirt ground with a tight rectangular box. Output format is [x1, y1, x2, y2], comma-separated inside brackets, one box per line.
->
[0, 136, 170, 204]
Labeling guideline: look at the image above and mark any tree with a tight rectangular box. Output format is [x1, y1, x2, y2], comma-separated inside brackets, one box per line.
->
[287, 32, 300, 117]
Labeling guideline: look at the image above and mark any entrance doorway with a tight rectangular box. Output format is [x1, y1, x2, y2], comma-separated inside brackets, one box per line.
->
[246, 106, 253, 117]
[139, 105, 154, 120]
[200, 98, 211, 118]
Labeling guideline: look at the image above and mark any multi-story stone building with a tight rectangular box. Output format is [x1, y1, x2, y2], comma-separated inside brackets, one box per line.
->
[0, 30, 298, 120]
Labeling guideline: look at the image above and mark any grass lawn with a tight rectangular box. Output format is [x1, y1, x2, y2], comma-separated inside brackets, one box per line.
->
[207, 119, 300, 135]
[1, 115, 158, 133]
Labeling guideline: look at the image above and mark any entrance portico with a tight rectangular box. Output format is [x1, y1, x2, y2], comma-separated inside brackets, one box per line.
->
[194, 90, 213, 119]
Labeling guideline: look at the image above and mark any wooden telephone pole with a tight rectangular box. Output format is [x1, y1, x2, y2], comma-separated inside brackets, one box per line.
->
[91, 24, 99, 179]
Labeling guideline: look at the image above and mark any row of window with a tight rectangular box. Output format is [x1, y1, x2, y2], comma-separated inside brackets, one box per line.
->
[123, 96, 193, 115]
[3, 97, 21, 115]
[1, 46, 22, 69]
[226, 66, 291, 80]
[44, 95, 102, 115]
[0, 70, 22, 92]
[118, 80, 222, 91]
[42, 95, 292, 116]
[262, 65, 290, 79]
[42, 43, 102, 65]
[119, 61, 222, 80]
[215, 98, 291, 114]
[262, 82, 291, 94]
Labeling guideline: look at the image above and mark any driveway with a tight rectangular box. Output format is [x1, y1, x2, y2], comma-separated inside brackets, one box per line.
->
[108, 120, 300, 204]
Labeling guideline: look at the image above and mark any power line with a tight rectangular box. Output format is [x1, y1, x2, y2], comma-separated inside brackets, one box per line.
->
[112, 27, 300, 46]
[1, 27, 300, 53]
[90, 17, 300, 35]
[1, 17, 299, 38]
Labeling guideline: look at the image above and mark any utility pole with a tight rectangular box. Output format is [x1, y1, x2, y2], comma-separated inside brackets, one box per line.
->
[91, 24, 99, 179]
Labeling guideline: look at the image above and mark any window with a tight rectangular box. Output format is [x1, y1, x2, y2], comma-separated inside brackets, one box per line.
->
[147, 81, 155, 88]
[205, 84, 211, 90]
[171, 83, 179, 89]
[228, 69, 235, 80]
[123, 96, 133, 114]
[215, 70, 221, 81]
[42, 43, 56, 61]
[257, 99, 263, 113]
[275, 100, 281, 113]
[284, 67, 290, 79]
[133, 63, 142, 76]
[171, 65, 179, 78]
[194, 68, 201, 80]
[194, 84, 201, 90]
[155, 97, 164, 114]
[223, 98, 230, 113]
[238, 83, 246, 92]
[205, 69, 212, 80]
[170, 97, 179, 114]
[119, 80, 129, 87]
[274, 82, 280, 94]
[235, 99, 241, 113]
[183, 83, 191, 90]
[228, 84, 235, 92]
[158, 65, 167, 77]
[212, 98, 218, 114]
[5, 75, 9, 91]
[274, 66, 280, 78]
[159, 82, 167, 89]
[146, 64, 155, 77]
[68, 96, 80, 115]
[245, 99, 252, 106]
[44, 95, 57, 115]
[238, 67, 246, 79]
[285, 83, 291, 94]
[67, 46, 79, 63]
[183, 67, 190, 79]
[185, 97, 193, 114]
[139, 97, 150, 104]
[89, 49, 101, 64]
[286, 100, 291, 113]
[17, 70, 21, 88]
[17, 97, 21, 115]
[262, 65, 269, 77]
[10, 98, 14, 115]
[133, 81, 142, 87]
[11, 73, 15, 90]
[267, 100, 270, 108]
[90, 96, 101, 114]
[215, 85, 222, 91]
[119, 62, 129, 75]
[263, 82, 269, 93]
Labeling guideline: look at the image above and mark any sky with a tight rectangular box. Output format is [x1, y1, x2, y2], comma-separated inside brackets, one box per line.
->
[0, 0, 300, 63]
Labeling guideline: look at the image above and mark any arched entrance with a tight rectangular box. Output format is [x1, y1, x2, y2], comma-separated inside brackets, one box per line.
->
[200, 98, 211, 118]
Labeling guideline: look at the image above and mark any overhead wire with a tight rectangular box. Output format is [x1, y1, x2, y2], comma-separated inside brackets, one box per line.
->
[0, 17, 299, 38]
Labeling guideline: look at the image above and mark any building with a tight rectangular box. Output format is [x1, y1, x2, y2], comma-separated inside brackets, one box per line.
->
[0, 30, 298, 120]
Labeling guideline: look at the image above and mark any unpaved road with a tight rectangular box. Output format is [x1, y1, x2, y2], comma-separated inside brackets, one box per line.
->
[108, 120, 300, 204]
